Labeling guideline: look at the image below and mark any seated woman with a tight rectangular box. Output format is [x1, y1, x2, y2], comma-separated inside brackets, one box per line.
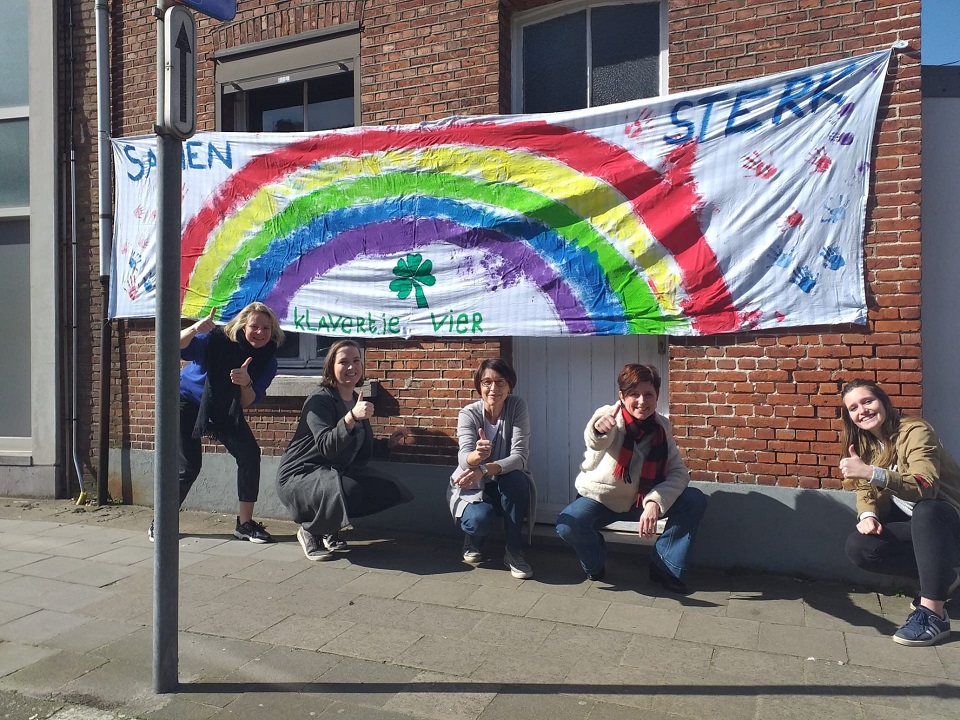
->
[839, 378, 960, 647]
[448, 358, 537, 579]
[276, 339, 413, 561]
[556, 363, 707, 594]
[166, 302, 283, 544]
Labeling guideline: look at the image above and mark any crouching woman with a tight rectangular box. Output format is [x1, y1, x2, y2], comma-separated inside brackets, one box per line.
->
[556, 363, 707, 594]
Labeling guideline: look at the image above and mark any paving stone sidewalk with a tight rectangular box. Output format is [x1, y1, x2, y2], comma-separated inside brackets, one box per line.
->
[0, 497, 957, 720]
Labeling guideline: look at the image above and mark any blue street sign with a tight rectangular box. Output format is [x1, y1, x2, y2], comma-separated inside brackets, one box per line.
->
[176, 0, 236, 22]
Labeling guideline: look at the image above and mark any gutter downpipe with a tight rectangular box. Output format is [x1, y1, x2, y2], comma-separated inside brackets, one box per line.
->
[67, 4, 83, 499]
[95, 0, 113, 506]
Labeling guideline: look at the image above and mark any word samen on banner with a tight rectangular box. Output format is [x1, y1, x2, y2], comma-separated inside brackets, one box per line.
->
[110, 50, 889, 337]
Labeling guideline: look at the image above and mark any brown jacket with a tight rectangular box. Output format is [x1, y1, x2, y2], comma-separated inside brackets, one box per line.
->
[845, 417, 960, 520]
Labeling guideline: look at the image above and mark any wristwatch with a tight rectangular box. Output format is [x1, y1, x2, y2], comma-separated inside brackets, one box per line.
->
[478, 463, 489, 476]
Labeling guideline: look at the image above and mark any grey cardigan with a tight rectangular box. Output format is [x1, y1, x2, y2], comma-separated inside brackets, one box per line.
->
[447, 394, 538, 543]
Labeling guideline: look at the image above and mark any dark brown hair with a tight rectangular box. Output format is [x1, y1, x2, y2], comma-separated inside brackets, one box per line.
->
[320, 339, 365, 389]
[617, 363, 661, 396]
[473, 358, 517, 394]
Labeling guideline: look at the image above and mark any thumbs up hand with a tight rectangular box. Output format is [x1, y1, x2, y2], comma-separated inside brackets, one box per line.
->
[195, 307, 217, 334]
[351, 390, 374, 421]
[839, 444, 873, 482]
[475, 428, 492, 461]
[231, 356, 254, 388]
[594, 403, 619, 435]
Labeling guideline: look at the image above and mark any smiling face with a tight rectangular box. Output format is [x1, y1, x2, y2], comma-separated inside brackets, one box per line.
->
[843, 385, 888, 439]
[479, 368, 510, 417]
[243, 312, 273, 349]
[619, 381, 658, 422]
[332, 345, 364, 389]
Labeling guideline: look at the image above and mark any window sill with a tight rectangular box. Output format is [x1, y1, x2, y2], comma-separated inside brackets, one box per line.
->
[268, 377, 379, 399]
[0, 452, 33, 466]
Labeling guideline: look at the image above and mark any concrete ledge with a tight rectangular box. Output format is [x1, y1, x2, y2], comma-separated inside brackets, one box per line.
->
[109, 447, 877, 584]
[0, 463, 60, 498]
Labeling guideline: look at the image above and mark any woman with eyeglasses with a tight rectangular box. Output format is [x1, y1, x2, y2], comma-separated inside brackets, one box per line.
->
[448, 358, 537, 579]
[556, 363, 707, 594]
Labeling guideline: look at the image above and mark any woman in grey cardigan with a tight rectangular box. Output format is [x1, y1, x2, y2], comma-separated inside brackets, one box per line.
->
[277, 339, 413, 561]
[448, 358, 537, 579]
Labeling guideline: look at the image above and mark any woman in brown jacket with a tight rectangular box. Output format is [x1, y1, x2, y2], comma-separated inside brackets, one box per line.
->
[840, 379, 960, 647]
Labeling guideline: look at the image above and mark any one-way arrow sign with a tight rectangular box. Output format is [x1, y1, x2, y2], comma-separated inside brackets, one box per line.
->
[162, 5, 197, 139]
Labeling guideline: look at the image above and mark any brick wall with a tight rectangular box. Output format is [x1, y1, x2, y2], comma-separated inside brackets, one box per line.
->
[666, 0, 922, 489]
[68, 0, 922, 489]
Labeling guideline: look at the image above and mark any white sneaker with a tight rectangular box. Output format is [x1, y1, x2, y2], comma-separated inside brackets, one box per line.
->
[462, 535, 483, 563]
[322, 533, 349, 552]
[504, 549, 533, 579]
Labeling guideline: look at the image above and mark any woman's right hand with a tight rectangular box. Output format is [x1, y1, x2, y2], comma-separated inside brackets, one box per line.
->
[351, 391, 374, 421]
[594, 408, 617, 434]
[856, 516, 882, 535]
[474, 428, 492, 461]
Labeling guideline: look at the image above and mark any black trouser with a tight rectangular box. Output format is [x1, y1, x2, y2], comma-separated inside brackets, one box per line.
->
[845, 499, 960, 601]
[178, 399, 261, 506]
[340, 468, 408, 519]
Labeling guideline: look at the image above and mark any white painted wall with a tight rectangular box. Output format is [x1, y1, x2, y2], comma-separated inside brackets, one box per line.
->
[921, 68, 960, 454]
[514, 335, 664, 519]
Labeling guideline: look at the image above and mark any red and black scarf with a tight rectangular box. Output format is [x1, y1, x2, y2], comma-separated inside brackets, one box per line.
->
[613, 405, 668, 498]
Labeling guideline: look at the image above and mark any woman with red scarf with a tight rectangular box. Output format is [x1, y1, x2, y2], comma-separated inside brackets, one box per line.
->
[556, 364, 707, 594]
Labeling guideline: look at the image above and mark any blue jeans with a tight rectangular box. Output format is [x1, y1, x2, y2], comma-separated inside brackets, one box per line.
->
[556, 487, 708, 578]
[459, 470, 529, 553]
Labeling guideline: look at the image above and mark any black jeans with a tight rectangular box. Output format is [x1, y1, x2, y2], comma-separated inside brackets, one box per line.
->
[845, 499, 960, 601]
[178, 399, 261, 505]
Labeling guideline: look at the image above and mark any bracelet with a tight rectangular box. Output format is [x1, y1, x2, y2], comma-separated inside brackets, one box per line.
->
[349, 409, 357, 422]
[870, 465, 887, 487]
[244, 381, 253, 389]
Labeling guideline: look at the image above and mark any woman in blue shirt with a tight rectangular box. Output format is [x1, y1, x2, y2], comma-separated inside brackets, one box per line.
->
[155, 302, 283, 543]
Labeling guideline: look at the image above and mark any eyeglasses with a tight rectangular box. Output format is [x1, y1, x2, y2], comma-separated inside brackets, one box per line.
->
[480, 379, 509, 389]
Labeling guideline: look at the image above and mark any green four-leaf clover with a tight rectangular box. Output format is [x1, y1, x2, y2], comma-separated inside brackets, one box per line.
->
[389, 253, 436, 309]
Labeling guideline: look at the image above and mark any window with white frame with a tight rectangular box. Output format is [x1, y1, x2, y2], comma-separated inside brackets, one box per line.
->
[216, 26, 361, 370]
[512, 0, 665, 113]
[0, 0, 32, 439]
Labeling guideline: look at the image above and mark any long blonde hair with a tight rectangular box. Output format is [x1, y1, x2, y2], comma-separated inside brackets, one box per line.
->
[222, 302, 285, 345]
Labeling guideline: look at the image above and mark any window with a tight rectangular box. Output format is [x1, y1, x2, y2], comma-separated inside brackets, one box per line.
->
[513, 1, 665, 113]
[0, 0, 32, 443]
[216, 26, 360, 369]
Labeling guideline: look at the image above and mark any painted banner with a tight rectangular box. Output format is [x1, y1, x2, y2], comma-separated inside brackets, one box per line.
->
[110, 49, 889, 337]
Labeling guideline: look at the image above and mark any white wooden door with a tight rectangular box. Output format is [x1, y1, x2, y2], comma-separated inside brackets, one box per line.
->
[513, 336, 665, 522]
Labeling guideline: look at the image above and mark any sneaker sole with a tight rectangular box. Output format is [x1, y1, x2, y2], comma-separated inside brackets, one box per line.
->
[234, 531, 272, 544]
[298, 531, 334, 561]
[892, 629, 950, 647]
[505, 561, 533, 579]
[462, 553, 482, 564]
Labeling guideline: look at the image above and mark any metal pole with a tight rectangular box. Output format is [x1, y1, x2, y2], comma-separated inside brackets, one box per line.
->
[153, 0, 180, 694]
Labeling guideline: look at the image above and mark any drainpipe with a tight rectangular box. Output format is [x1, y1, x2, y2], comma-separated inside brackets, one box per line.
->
[95, 0, 113, 505]
[66, 3, 85, 501]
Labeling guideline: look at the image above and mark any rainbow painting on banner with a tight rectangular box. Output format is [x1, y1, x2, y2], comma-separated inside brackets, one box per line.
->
[110, 49, 889, 337]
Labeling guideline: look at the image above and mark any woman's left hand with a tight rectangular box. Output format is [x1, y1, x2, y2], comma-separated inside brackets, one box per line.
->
[230, 357, 253, 387]
[452, 467, 482, 489]
[388, 427, 411, 448]
[638, 501, 660, 538]
[839, 445, 873, 481]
